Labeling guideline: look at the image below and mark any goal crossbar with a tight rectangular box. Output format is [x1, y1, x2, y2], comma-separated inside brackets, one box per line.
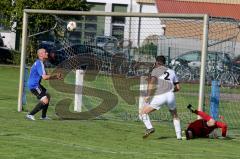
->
[24, 9, 206, 19]
[17, 9, 209, 113]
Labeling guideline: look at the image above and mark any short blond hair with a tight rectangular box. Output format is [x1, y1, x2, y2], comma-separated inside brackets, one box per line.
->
[37, 48, 46, 54]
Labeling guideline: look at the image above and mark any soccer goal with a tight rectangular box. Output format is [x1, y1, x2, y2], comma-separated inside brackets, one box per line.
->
[17, 9, 240, 129]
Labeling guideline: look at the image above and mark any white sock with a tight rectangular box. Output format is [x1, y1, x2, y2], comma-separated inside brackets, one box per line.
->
[173, 119, 181, 139]
[139, 114, 153, 129]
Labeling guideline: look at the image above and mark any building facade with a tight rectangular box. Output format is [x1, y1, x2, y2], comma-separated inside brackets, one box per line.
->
[156, 0, 240, 56]
[0, 0, 162, 50]
[83, 0, 163, 47]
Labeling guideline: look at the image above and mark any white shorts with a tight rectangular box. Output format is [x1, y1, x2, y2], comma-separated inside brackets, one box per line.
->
[149, 91, 176, 110]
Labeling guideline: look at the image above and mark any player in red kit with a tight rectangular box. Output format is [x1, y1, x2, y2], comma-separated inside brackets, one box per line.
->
[184, 104, 227, 140]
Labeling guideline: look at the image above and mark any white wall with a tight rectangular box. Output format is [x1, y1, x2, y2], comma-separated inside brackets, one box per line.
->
[137, 4, 163, 47]
[87, 0, 164, 47]
[1, 32, 16, 49]
[0, 22, 17, 49]
[234, 42, 240, 56]
[87, 0, 136, 5]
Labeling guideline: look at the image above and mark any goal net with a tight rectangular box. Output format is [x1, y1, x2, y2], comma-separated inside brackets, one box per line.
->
[18, 10, 240, 132]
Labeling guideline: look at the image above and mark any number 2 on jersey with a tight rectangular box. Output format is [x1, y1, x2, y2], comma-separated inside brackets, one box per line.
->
[164, 71, 170, 80]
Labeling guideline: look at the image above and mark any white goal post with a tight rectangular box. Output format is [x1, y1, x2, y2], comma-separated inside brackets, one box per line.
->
[74, 69, 84, 112]
[17, 9, 209, 113]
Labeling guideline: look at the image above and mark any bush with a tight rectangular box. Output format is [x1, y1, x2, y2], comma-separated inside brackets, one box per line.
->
[139, 43, 157, 57]
[11, 50, 21, 65]
[0, 48, 21, 65]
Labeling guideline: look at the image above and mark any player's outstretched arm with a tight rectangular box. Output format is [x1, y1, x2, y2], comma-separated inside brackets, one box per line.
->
[187, 104, 197, 113]
[42, 73, 63, 80]
[215, 121, 228, 137]
[173, 83, 180, 92]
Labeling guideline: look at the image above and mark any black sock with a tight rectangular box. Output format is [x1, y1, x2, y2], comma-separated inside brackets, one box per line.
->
[29, 102, 44, 115]
[41, 104, 49, 118]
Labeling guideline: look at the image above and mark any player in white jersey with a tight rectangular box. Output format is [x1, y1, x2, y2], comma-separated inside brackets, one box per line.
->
[139, 55, 182, 140]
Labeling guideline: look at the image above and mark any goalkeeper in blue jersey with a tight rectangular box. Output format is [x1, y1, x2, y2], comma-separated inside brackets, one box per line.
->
[26, 48, 62, 120]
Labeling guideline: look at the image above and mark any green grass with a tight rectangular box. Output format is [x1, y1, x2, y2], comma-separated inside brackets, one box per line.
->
[0, 66, 240, 159]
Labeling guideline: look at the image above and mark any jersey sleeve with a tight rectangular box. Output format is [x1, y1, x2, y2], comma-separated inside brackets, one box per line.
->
[151, 68, 158, 78]
[172, 70, 179, 84]
[215, 121, 228, 137]
[36, 61, 46, 76]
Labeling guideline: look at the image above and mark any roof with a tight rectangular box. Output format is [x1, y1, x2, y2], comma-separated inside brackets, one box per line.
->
[156, 0, 240, 19]
[136, 0, 155, 4]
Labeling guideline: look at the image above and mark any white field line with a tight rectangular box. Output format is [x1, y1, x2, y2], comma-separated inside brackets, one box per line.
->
[11, 134, 240, 158]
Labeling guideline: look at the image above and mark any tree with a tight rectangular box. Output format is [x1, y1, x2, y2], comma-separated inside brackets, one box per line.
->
[0, 0, 91, 32]
[0, 0, 91, 63]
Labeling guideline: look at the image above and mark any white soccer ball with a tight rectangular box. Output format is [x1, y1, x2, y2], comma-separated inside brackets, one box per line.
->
[67, 21, 77, 31]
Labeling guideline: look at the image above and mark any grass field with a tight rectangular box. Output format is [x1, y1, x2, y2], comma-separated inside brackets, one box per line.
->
[0, 66, 240, 159]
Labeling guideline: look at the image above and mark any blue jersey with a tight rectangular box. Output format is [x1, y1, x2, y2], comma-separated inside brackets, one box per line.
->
[28, 59, 46, 89]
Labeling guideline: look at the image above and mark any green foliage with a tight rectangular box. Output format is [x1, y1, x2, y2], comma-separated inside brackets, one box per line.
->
[0, 0, 91, 31]
[139, 43, 158, 57]
[0, 0, 91, 64]
[0, 1, 14, 31]
[11, 50, 21, 65]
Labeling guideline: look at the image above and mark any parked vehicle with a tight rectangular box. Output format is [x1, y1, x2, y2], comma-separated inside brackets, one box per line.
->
[40, 41, 128, 74]
[171, 50, 232, 69]
[170, 50, 240, 86]
[49, 44, 114, 64]
[95, 36, 118, 52]
[0, 34, 5, 47]
[0, 34, 12, 64]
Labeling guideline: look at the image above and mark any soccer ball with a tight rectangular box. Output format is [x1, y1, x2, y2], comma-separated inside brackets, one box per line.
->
[67, 21, 77, 31]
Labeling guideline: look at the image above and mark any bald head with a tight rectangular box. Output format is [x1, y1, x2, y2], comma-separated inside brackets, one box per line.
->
[37, 48, 48, 60]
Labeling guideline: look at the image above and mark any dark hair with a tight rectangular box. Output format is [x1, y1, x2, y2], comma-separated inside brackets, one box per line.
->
[185, 128, 195, 140]
[156, 55, 166, 65]
[185, 130, 190, 140]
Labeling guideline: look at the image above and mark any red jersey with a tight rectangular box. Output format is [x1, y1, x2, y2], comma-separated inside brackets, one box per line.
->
[187, 119, 216, 138]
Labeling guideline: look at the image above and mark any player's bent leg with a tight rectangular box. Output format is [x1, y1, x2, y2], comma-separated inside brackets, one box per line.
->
[46, 93, 51, 102]
[40, 95, 50, 119]
[196, 110, 212, 121]
[142, 127, 155, 139]
[169, 109, 182, 140]
[141, 105, 156, 114]
[28, 100, 46, 118]
[169, 108, 178, 119]
[140, 106, 156, 139]
[40, 95, 49, 105]
[139, 106, 155, 130]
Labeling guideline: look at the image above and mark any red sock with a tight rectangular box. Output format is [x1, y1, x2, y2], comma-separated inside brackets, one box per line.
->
[215, 121, 227, 137]
[196, 110, 212, 121]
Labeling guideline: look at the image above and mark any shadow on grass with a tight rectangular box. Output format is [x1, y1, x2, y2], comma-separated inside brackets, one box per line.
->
[0, 97, 14, 100]
[0, 132, 22, 136]
[157, 136, 175, 140]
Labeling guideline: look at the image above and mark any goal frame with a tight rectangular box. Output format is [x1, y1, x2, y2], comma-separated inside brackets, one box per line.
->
[17, 9, 209, 114]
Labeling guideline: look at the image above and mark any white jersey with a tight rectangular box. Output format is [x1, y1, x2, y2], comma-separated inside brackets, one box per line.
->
[151, 66, 179, 95]
[149, 66, 179, 110]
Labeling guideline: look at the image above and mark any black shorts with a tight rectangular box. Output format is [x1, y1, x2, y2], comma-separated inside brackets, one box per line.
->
[30, 85, 47, 100]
